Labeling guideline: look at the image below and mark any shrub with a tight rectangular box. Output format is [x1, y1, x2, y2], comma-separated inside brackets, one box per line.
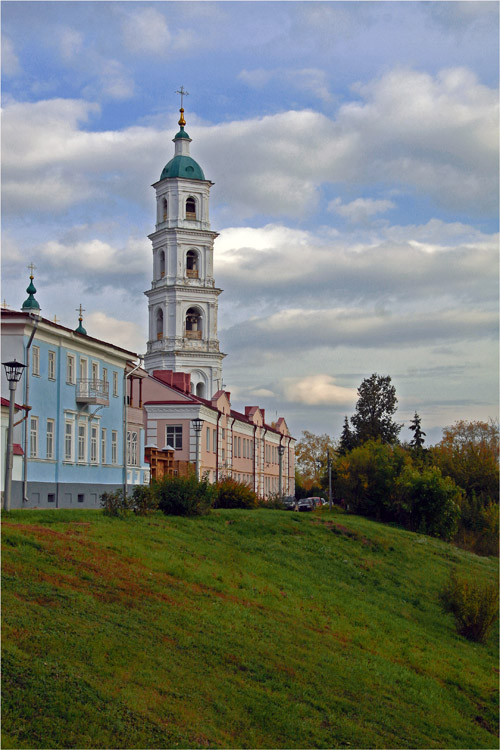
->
[131, 485, 158, 516]
[455, 495, 499, 557]
[100, 490, 132, 517]
[439, 570, 499, 643]
[213, 477, 258, 509]
[395, 466, 462, 541]
[156, 474, 213, 516]
[257, 492, 286, 509]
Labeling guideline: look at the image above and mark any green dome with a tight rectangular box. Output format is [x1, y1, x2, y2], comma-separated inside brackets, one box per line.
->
[22, 278, 40, 311]
[174, 128, 191, 140]
[160, 154, 205, 181]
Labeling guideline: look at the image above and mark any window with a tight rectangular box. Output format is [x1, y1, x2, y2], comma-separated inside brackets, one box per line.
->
[47, 493, 55, 504]
[186, 250, 198, 277]
[66, 354, 75, 384]
[186, 196, 196, 219]
[77, 494, 85, 504]
[213, 429, 217, 453]
[238, 437, 241, 458]
[46, 419, 55, 459]
[233, 436, 237, 457]
[30, 417, 39, 457]
[65, 421, 74, 461]
[78, 422, 87, 463]
[79, 357, 88, 381]
[166, 425, 182, 451]
[127, 430, 138, 466]
[162, 198, 168, 222]
[159, 250, 166, 278]
[113, 371, 118, 397]
[206, 427, 210, 451]
[102, 367, 108, 385]
[91, 361, 99, 384]
[48, 351, 56, 380]
[243, 439, 247, 459]
[32, 346, 40, 376]
[221, 428, 225, 439]
[101, 428, 107, 464]
[90, 424, 98, 463]
[156, 308, 164, 339]
[111, 431, 118, 464]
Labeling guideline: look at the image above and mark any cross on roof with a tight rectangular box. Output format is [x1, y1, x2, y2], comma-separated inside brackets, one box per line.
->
[76, 304, 85, 319]
[28, 262, 36, 278]
[175, 86, 189, 109]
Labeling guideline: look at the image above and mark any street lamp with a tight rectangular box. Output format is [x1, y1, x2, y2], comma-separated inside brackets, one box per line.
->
[3, 359, 27, 512]
[191, 417, 203, 479]
[278, 444, 285, 498]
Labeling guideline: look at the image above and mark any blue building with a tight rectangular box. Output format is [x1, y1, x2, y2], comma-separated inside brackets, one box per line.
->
[1, 276, 149, 508]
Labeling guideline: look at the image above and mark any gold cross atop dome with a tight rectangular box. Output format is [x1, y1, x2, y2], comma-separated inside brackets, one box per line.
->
[28, 262, 37, 279]
[76, 303, 85, 321]
[175, 86, 189, 127]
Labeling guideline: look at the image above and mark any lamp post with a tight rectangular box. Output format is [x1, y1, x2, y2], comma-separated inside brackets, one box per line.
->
[3, 359, 27, 512]
[191, 417, 203, 479]
[278, 444, 285, 499]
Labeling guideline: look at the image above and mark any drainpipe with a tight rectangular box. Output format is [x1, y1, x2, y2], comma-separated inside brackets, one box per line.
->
[252, 424, 257, 494]
[123, 357, 143, 498]
[23, 312, 40, 504]
[215, 412, 221, 482]
[229, 416, 235, 477]
[261, 426, 268, 499]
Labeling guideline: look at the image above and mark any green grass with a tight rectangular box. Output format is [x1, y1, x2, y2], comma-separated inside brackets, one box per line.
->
[2, 507, 498, 749]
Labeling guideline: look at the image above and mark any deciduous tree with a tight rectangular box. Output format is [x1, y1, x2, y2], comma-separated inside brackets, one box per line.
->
[295, 430, 336, 489]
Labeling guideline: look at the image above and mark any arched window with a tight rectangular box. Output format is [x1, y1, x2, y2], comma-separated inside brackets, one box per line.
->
[185, 307, 202, 339]
[196, 382, 205, 398]
[162, 198, 168, 222]
[186, 250, 198, 278]
[156, 308, 163, 340]
[186, 197, 196, 220]
[159, 250, 165, 278]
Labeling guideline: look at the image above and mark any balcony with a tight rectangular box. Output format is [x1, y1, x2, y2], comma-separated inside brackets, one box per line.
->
[76, 379, 109, 406]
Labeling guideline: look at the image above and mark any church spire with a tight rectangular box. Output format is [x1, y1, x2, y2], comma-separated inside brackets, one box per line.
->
[21, 263, 41, 312]
[74, 304, 87, 335]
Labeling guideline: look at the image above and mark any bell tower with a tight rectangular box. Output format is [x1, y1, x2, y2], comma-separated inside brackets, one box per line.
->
[144, 94, 225, 399]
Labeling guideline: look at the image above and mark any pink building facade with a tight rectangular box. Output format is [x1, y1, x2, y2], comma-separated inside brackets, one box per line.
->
[138, 370, 295, 498]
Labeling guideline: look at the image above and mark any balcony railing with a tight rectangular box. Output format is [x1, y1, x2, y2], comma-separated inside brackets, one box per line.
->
[185, 330, 202, 340]
[76, 379, 109, 406]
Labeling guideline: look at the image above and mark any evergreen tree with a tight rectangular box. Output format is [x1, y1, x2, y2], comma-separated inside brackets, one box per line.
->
[409, 412, 426, 450]
[350, 373, 402, 445]
[338, 416, 355, 455]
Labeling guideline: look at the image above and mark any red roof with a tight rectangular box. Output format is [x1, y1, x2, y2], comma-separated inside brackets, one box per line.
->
[1, 397, 27, 411]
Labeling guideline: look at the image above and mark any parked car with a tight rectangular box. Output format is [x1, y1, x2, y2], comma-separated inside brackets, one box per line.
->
[298, 498, 315, 512]
[307, 497, 324, 508]
[283, 497, 298, 511]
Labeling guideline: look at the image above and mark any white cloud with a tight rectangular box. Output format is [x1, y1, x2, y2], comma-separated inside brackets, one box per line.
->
[58, 28, 84, 61]
[121, 8, 171, 54]
[1, 36, 20, 76]
[283, 375, 357, 406]
[239, 67, 334, 103]
[86, 311, 144, 355]
[329, 197, 395, 223]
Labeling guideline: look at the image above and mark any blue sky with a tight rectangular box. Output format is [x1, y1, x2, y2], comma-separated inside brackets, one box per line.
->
[2, 1, 498, 444]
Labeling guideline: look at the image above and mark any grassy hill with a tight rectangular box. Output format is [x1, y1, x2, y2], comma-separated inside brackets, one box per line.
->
[2, 506, 498, 749]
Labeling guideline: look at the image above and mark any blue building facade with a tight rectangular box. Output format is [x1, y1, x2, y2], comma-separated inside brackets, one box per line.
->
[1, 300, 148, 509]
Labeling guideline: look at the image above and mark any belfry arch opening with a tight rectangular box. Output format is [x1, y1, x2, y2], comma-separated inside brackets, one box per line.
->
[162, 198, 168, 222]
[159, 250, 165, 278]
[186, 197, 196, 220]
[186, 250, 199, 278]
[185, 307, 202, 339]
[156, 308, 164, 339]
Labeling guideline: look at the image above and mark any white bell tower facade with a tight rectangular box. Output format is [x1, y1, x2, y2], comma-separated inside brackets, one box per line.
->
[144, 104, 225, 399]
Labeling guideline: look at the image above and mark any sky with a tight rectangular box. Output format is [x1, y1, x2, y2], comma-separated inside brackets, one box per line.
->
[1, 0, 499, 445]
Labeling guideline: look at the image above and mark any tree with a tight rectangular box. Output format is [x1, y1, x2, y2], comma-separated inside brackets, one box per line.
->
[295, 430, 336, 490]
[350, 373, 402, 445]
[338, 416, 356, 455]
[409, 412, 426, 451]
[431, 420, 499, 503]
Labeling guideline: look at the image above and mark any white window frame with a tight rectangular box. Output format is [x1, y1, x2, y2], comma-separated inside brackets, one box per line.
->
[91, 361, 99, 385]
[65, 420, 74, 461]
[66, 354, 75, 384]
[127, 430, 138, 466]
[30, 416, 39, 457]
[206, 427, 210, 451]
[78, 421, 87, 463]
[79, 357, 88, 381]
[111, 431, 118, 464]
[90, 423, 98, 464]
[48, 350, 56, 380]
[46, 419, 55, 460]
[113, 371, 118, 397]
[101, 427, 107, 464]
[32, 346, 40, 376]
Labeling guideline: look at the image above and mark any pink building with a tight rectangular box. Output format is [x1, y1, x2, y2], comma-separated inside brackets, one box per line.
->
[135, 370, 295, 499]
